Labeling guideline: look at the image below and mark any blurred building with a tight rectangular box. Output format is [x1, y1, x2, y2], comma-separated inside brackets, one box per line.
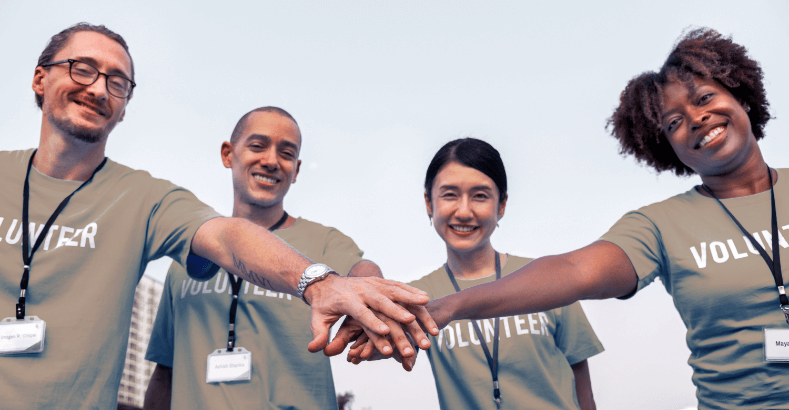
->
[117, 275, 164, 408]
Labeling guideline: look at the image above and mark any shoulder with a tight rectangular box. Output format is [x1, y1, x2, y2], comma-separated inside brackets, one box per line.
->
[0, 149, 35, 176]
[408, 265, 447, 299]
[288, 217, 357, 243]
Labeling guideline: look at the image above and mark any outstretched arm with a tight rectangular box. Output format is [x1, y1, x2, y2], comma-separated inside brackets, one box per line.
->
[143, 364, 172, 410]
[191, 217, 431, 351]
[572, 360, 596, 410]
[343, 241, 637, 364]
[429, 241, 637, 328]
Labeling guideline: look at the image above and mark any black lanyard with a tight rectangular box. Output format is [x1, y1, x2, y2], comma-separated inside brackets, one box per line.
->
[445, 251, 502, 409]
[701, 167, 789, 324]
[17, 150, 107, 319]
[226, 211, 289, 351]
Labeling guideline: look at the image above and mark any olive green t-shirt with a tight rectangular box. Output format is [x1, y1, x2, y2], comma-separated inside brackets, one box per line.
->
[146, 217, 365, 410]
[409, 255, 604, 410]
[0, 149, 221, 410]
[600, 168, 789, 410]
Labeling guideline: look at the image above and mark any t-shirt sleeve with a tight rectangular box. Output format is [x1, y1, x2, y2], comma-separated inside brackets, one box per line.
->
[145, 262, 178, 367]
[319, 228, 365, 276]
[599, 211, 665, 298]
[144, 180, 221, 279]
[552, 302, 604, 365]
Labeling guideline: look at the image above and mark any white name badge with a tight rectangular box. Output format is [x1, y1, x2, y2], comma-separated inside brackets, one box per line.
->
[206, 347, 252, 383]
[764, 328, 789, 362]
[0, 316, 46, 355]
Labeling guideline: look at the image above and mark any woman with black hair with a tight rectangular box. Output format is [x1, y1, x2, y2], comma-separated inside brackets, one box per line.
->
[346, 28, 787, 409]
[351, 138, 604, 410]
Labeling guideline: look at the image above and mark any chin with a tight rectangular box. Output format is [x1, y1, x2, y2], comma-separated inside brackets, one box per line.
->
[48, 112, 104, 143]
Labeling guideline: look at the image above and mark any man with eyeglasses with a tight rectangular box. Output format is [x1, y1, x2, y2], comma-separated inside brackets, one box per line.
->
[0, 23, 436, 410]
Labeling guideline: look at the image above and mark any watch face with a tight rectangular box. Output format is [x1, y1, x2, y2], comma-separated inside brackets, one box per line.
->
[305, 264, 329, 279]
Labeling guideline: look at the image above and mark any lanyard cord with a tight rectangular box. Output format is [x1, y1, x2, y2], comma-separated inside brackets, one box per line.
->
[445, 251, 502, 409]
[701, 167, 789, 324]
[18, 149, 107, 319]
[226, 211, 289, 351]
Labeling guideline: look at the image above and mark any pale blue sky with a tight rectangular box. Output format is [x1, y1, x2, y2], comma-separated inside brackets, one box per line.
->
[2, 1, 788, 408]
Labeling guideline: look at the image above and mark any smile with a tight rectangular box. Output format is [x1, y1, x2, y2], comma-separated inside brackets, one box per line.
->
[73, 100, 106, 117]
[696, 125, 725, 149]
[254, 174, 279, 184]
[450, 225, 477, 233]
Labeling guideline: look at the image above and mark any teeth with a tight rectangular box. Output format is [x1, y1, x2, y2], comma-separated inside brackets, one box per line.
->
[254, 175, 277, 183]
[698, 126, 724, 148]
[451, 225, 475, 232]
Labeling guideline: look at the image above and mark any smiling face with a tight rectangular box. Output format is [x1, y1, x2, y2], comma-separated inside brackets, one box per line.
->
[660, 75, 756, 177]
[222, 111, 302, 211]
[32, 31, 131, 143]
[426, 161, 506, 254]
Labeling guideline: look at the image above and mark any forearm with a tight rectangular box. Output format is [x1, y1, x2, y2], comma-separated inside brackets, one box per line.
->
[192, 217, 312, 295]
[143, 364, 172, 410]
[433, 241, 637, 324]
[571, 360, 596, 410]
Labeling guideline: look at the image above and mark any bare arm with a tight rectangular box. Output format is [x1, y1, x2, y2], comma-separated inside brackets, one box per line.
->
[571, 360, 595, 410]
[191, 217, 431, 352]
[142, 364, 172, 410]
[429, 241, 638, 329]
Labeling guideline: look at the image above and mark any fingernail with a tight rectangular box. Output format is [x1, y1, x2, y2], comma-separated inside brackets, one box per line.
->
[420, 339, 429, 348]
[432, 327, 439, 334]
[380, 325, 389, 333]
[404, 347, 413, 355]
[383, 346, 392, 354]
[404, 313, 413, 321]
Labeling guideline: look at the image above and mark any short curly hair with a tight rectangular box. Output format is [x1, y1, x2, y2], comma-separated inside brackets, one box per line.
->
[607, 28, 771, 176]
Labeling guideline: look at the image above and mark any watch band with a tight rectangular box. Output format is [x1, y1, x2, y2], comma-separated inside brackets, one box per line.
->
[297, 264, 337, 303]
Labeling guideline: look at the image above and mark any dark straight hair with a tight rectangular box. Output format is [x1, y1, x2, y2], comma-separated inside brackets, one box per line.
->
[424, 137, 507, 203]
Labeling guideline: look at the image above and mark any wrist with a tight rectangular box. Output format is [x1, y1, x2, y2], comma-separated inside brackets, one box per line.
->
[302, 271, 339, 305]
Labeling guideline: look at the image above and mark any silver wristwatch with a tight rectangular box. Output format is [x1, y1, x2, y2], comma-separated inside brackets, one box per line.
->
[297, 263, 337, 303]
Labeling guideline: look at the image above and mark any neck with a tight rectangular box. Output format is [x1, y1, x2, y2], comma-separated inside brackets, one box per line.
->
[35, 122, 107, 181]
[446, 242, 505, 280]
[699, 148, 774, 199]
[232, 199, 292, 230]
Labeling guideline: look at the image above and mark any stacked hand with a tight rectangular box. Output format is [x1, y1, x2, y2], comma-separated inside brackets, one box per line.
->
[323, 298, 453, 371]
[305, 275, 440, 357]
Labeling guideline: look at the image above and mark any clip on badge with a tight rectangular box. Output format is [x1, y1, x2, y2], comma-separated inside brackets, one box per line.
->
[0, 316, 46, 355]
[206, 347, 252, 383]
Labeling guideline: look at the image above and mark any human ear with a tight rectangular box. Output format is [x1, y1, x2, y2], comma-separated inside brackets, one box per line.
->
[424, 192, 433, 219]
[32, 67, 46, 105]
[220, 141, 234, 169]
[498, 193, 508, 220]
[292, 159, 302, 184]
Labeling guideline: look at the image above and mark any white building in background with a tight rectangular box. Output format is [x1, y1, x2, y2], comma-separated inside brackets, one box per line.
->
[118, 275, 164, 408]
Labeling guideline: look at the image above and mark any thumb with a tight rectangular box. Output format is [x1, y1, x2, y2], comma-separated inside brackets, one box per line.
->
[308, 316, 331, 353]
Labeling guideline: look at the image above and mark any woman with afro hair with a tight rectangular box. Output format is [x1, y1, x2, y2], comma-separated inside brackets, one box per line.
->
[348, 28, 787, 409]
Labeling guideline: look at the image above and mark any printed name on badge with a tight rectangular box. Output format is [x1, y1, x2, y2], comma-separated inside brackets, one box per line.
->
[206, 347, 252, 383]
[764, 328, 789, 362]
[0, 316, 46, 355]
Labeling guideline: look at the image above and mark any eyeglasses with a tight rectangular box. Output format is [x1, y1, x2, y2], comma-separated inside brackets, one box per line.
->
[40, 59, 136, 99]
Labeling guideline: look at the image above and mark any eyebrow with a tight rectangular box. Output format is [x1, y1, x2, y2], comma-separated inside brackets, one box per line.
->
[73, 55, 131, 79]
[438, 184, 494, 192]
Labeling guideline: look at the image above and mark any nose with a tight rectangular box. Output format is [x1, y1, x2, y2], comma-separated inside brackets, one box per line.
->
[85, 74, 109, 101]
[455, 196, 473, 220]
[258, 147, 279, 170]
[689, 107, 710, 133]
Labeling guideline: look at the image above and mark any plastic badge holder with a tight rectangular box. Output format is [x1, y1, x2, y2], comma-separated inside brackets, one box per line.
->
[0, 316, 46, 355]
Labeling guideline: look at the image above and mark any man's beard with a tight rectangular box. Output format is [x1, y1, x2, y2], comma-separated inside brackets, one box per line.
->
[47, 110, 104, 143]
